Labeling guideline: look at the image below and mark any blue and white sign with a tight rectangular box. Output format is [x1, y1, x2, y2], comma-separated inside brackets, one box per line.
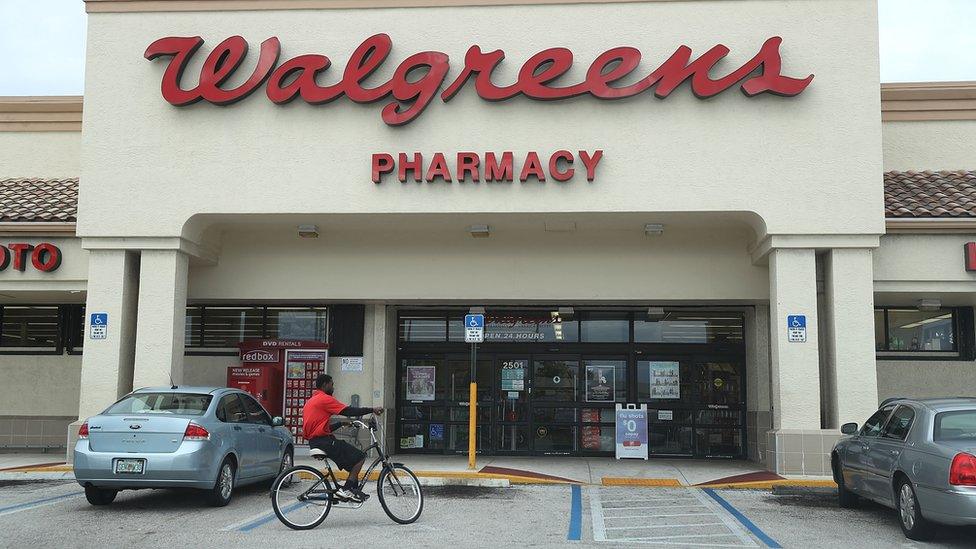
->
[615, 404, 649, 460]
[464, 313, 485, 343]
[787, 314, 806, 343]
[90, 312, 108, 340]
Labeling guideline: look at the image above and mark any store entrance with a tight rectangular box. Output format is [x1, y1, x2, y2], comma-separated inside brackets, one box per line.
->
[395, 309, 747, 458]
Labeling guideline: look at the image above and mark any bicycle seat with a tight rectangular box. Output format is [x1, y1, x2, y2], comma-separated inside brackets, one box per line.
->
[309, 448, 328, 460]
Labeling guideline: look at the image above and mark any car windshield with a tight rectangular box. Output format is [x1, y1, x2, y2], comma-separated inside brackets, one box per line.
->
[105, 393, 213, 416]
[934, 410, 976, 441]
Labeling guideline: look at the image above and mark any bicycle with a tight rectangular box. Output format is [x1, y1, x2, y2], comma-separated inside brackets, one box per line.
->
[270, 416, 424, 529]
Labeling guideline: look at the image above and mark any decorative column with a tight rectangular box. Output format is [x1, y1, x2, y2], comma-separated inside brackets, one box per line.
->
[822, 248, 878, 427]
[132, 250, 189, 389]
[71, 249, 140, 457]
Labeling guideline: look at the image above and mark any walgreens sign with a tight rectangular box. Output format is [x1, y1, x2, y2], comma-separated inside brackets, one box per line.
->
[145, 34, 813, 126]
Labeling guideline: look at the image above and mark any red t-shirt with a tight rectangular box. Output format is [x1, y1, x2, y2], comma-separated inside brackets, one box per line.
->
[302, 390, 347, 439]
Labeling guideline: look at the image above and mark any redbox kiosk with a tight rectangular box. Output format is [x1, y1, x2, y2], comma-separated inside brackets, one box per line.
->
[229, 339, 329, 445]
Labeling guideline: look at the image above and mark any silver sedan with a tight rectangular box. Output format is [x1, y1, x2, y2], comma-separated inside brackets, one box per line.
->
[831, 397, 976, 540]
[74, 387, 295, 507]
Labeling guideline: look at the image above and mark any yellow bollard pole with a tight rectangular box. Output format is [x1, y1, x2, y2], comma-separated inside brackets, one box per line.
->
[468, 381, 478, 470]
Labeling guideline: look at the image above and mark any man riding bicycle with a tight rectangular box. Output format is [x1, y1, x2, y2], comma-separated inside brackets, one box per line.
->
[303, 374, 383, 503]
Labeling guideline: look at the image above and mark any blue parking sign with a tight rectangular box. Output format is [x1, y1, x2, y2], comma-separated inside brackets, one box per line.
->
[90, 312, 108, 340]
[464, 314, 484, 328]
[787, 314, 806, 343]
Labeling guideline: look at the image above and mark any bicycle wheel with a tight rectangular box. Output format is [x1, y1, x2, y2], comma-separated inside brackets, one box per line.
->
[377, 464, 424, 524]
[271, 465, 333, 530]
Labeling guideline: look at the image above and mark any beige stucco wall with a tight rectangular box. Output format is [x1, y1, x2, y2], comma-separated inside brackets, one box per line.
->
[187, 216, 768, 302]
[0, 132, 81, 178]
[883, 120, 976, 171]
[877, 359, 976, 400]
[0, 354, 82, 416]
[79, 0, 883, 240]
[0, 236, 88, 296]
[873, 233, 976, 299]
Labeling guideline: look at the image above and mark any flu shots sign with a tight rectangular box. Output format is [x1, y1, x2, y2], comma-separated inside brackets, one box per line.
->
[615, 404, 649, 460]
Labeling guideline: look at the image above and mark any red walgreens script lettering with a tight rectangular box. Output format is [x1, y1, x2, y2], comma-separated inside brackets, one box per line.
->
[145, 34, 813, 126]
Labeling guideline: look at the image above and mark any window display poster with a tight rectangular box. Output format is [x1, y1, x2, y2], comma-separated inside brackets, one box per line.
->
[406, 365, 436, 401]
[582, 425, 602, 450]
[501, 360, 526, 391]
[649, 361, 680, 399]
[585, 364, 616, 402]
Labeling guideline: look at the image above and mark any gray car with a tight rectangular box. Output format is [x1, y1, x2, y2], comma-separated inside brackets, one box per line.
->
[831, 397, 976, 541]
[74, 387, 294, 507]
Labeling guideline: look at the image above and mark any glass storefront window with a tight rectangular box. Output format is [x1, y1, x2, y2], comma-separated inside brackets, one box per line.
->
[634, 313, 744, 344]
[267, 307, 327, 341]
[874, 309, 886, 351]
[0, 306, 59, 348]
[398, 315, 447, 342]
[877, 308, 956, 352]
[533, 359, 579, 401]
[533, 407, 578, 423]
[400, 359, 442, 401]
[581, 425, 615, 452]
[444, 358, 492, 401]
[695, 428, 742, 457]
[583, 359, 627, 402]
[697, 362, 742, 406]
[637, 360, 691, 402]
[497, 425, 529, 452]
[534, 425, 577, 454]
[580, 312, 629, 342]
[201, 306, 263, 347]
[649, 426, 693, 456]
[185, 306, 202, 347]
[484, 311, 579, 343]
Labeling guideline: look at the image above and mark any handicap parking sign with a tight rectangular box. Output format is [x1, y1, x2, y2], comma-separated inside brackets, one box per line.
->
[90, 312, 108, 340]
[464, 314, 484, 343]
[787, 314, 806, 343]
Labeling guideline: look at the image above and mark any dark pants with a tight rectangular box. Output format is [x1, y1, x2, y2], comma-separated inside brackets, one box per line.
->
[308, 436, 366, 472]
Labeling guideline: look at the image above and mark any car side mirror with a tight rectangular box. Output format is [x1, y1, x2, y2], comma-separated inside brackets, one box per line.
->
[272, 416, 284, 427]
[841, 422, 858, 435]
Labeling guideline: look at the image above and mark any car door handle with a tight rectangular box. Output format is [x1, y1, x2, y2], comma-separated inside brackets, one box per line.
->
[233, 426, 242, 431]
[258, 428, 266, 433]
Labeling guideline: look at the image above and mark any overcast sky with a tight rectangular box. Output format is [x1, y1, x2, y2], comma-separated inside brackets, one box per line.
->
[1, 0, 975, 95]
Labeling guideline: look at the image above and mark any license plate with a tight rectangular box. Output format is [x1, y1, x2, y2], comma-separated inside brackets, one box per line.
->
[114, 458, 145, 474]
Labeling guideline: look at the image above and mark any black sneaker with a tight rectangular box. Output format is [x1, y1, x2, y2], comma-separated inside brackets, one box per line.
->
[349, 488, 369, 502]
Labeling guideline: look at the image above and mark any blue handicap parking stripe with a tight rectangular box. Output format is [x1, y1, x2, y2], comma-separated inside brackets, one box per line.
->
[239, 502, 306, 532]
[0, 492, 84, 515]
[566, 484, 582, 541]
[702, 488, 782, 549]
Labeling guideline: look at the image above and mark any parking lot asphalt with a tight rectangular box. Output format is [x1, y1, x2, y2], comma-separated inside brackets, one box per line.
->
[1, 479, 974, 548]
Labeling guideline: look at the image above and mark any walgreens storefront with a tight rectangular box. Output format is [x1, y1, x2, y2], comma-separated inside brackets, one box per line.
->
[8, 0, 976, 474]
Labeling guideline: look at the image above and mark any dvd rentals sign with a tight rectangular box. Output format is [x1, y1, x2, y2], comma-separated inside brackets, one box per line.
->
[145, 33, 813, 185]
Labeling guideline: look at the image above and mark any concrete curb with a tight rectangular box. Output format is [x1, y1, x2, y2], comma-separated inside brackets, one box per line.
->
[2, 465, 836, 490]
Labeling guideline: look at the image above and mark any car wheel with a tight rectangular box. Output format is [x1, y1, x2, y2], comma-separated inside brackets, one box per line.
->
[896, 479, 935, 541]
[208, 458, 236, 507]
[833, 458, 859, 509]
[84, 485, 118, 506]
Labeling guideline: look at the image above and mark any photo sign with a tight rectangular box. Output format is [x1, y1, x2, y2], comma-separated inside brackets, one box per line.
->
[406, 365, 436, 401]
[615, 404, 649, 460]
[585, 363, 616, 403]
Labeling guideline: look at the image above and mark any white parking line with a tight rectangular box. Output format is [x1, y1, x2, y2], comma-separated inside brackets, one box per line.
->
[589, 486, 608, 542]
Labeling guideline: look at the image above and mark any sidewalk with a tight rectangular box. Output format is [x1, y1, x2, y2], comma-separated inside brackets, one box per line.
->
[1, 451, 835, 489]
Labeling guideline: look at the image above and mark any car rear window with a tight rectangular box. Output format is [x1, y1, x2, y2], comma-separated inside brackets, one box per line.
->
[105, 393, 213, 416]
[934, 411, 976, 441]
